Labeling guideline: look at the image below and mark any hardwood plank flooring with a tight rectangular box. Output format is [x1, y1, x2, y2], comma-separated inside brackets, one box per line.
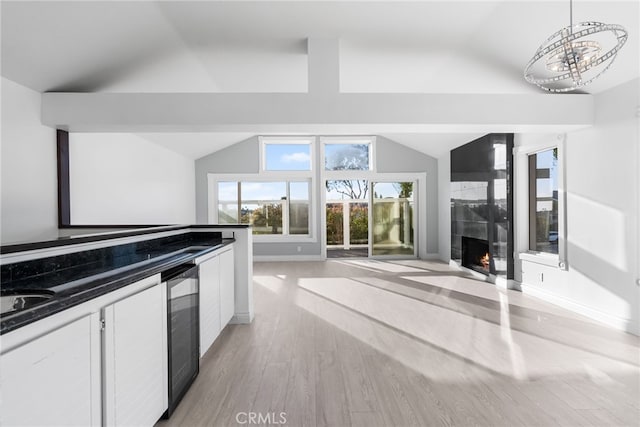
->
[158, 259, 640, 427]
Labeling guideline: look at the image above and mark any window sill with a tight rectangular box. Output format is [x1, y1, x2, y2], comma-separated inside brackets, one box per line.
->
[519, 252, 565, 269]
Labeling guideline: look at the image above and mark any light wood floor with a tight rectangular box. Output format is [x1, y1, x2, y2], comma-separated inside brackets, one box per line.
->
[159, 259, 640, 427]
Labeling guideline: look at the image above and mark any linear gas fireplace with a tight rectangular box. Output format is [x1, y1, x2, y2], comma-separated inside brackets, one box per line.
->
[461, 236, 492, 275]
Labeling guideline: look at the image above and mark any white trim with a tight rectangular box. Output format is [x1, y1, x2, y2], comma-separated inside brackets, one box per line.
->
[229, 312, 253, 325]
[253, 255, 324, 262]
[369, 176, 420, 259]
[518, 251, 562, 268]
[207, 173, 316, 243]
[521, 283, 633, 333]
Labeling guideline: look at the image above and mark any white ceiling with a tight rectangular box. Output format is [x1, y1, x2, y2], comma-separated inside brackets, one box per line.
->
[138, 132, 256, 159]
[2, 0, 638, 157]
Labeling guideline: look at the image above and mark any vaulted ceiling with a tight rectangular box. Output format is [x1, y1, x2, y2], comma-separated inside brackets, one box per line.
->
[2, 1, 638, 158]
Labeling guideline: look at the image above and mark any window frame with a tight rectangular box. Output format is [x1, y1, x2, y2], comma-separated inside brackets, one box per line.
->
[320, 136, 376, 175]
[259, 136, 315, 175]
[208, 173, 316, 243]
[528, 149, 559, 255]
[515, 136, 567, 270]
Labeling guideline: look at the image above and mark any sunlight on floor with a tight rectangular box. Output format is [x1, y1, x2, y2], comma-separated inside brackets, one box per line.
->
[254, 275, 285, 294]
[498, 292, 529, 380]
[335, 259, 428, 274]
[293, 282, 494, 382]
[295, 275, 639, 379]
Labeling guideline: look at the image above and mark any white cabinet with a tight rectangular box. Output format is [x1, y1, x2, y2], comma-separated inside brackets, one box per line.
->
[0, 275, 168, 427]
[0, 313, 101, 427]
[220, 247, 235, 327]
[198, 253, 221, 357]
[103, 282, 167, 427]
[197, 245, 234, 357]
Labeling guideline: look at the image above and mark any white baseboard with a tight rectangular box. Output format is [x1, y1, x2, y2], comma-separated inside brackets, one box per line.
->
[521, 283, 636, 334]
[230, 312, 253, 324]
[253, 255, 324, 262]
[495, 277, 520, 290]
[421, 253, 442, 260]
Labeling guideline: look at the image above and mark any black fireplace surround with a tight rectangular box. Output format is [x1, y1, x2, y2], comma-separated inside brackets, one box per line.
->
[451, 134, 514, 279]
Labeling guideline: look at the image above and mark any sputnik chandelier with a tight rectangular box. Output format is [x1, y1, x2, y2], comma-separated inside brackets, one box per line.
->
[524, 0, 628, 92]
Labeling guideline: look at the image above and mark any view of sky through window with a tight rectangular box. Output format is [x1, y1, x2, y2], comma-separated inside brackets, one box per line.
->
[264, 143, 311, 171]
[324, 143, 369, 171]
[536, 149, 558, 211]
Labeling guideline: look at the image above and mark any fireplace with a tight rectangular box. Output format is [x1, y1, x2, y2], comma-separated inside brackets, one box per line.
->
[461, 236, 492, 275]
[450, 133, 514, 280]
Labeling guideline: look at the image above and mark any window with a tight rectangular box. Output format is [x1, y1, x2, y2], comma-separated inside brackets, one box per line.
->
[323, 140, 372, 171]
[289, 182, 310, 235]
[529, 148, 558, 254]
[261, 138, 313, 172]
[217, 181, 311, 237]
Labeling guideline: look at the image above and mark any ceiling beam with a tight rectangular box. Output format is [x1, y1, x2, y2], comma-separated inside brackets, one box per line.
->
[41, 35, 594, 133]
[42, 92, 594, 133]
[308, 38, 340, 95]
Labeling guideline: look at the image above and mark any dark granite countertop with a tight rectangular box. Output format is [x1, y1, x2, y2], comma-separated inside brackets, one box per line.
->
[0, 232, 235, 335]
[1, 224, 249, 254]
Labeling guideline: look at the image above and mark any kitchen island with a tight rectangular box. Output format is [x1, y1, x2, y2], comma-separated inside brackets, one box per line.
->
[0, 224, 253, 426]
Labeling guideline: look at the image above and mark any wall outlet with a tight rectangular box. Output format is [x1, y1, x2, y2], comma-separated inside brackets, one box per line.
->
[297, 246, 302, 253]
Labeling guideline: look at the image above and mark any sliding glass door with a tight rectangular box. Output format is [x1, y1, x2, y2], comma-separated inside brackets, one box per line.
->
[326, 180, 369, 258]
[370, 181, 416, 257]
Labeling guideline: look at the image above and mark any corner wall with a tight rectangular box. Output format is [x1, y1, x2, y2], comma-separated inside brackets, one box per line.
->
[517, 78, 640, 335]
[69, 133, 196, 224]
[1, 77, 58, 244]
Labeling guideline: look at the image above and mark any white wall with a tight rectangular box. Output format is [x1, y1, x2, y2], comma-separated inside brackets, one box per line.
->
[437, 153, 451, 263]
[516, 79, 640, 335]
[0, 77, 58, 244]
[69, 133, 196, 224]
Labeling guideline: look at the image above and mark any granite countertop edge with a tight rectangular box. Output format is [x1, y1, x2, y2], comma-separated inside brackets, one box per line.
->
[0, 239, 235, 335]
[1, 224, 250, 255]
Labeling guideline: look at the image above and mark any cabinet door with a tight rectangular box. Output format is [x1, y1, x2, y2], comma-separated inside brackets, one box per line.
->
[103, 282, 167, 427]
[199, 254, 221, 357]
[219, 247, 235, 327]
[0, 314, 101, 427]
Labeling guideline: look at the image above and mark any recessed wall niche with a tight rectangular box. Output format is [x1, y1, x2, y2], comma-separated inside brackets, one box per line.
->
[451, 134, 514, 280]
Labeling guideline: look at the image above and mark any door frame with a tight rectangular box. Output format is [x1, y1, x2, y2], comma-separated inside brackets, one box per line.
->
[369, 178, 419, 259]
[321, 172, 427, 260]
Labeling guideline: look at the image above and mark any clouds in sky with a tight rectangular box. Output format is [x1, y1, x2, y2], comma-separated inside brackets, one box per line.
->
[281, 152, 310, 164]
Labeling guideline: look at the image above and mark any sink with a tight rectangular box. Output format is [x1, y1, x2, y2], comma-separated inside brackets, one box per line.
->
[0, 291, 54, 315]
